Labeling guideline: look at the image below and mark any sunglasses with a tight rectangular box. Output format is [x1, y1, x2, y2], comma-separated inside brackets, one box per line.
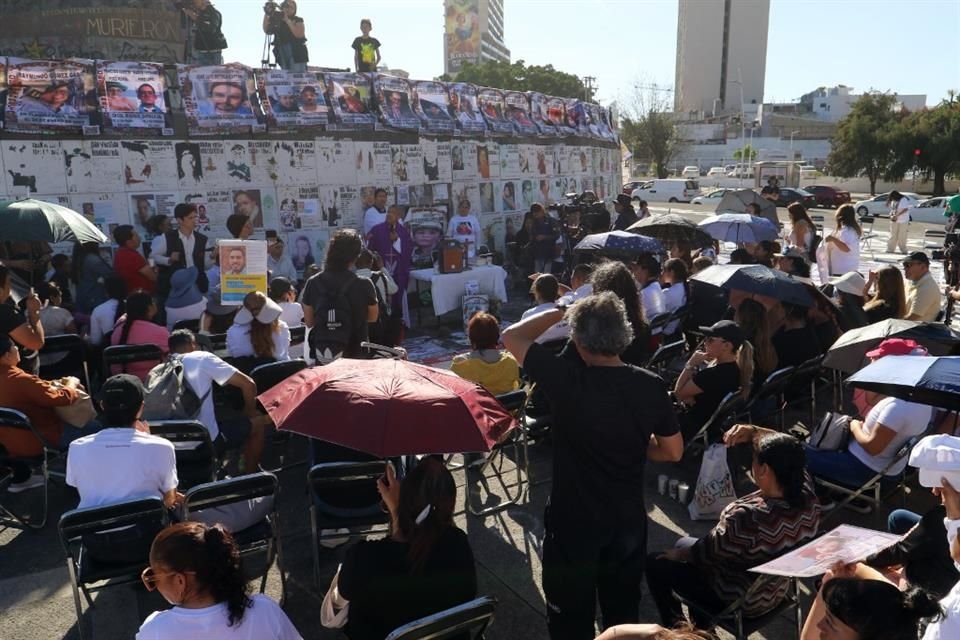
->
[140, 566, 194, 591]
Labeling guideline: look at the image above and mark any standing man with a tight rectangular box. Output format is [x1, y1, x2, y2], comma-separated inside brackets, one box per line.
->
[152, 203, 210, 297]
[367, 205, 413, 329]
[112, 225, 156, 294]
[180, 0, 227, 66]
[887, 190, 915, 254]
[362, 188, 391, 237]
[902, 251, 941, 321]
[262, 0, 308, 72]
[502, 293, 683, 639]
[612, 194, 638, 231]
[530, 203, 558, 274]
[352, 18, 381, 73]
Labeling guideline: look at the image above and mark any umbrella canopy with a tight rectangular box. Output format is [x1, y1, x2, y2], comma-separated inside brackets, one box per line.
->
[626, 213, 714, 248]
[574, 230, 663, 258]
[0, 199, 107, 245]
[258, 359, 517, 457]
[699, 213, 779, 244]
[823, 319, 960, 373]
[847, 355, 960, 410]
[691, 263, 813, 307]
[715, 189, 780, 228]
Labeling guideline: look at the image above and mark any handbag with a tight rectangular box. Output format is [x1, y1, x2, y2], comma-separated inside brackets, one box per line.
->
[53, 385, 97, 428]
[808, 411, 851, 451]
[688, 443, 737, 521]
[320, 564, 350, 629]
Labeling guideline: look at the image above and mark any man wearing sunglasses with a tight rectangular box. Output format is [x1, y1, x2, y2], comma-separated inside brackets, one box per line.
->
[902, 251, 941, 322]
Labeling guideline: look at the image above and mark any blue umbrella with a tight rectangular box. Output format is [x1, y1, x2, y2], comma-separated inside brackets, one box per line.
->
[847, 355, 960, 409]
[574, 230, 663, 257]
[698, 212, 779, 243]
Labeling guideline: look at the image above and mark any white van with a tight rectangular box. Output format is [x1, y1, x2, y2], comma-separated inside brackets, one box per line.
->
[631, 179, 700, 203]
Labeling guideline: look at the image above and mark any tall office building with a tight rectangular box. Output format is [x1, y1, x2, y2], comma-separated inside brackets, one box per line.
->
[674, 0, 770, 116]
[444, 0, 510, 76]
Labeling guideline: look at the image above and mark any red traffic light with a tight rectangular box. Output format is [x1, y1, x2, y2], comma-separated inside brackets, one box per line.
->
[914, 149, 922, 156]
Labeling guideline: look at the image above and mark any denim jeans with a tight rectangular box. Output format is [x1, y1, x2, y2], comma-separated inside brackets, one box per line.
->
[274, 42, 306, 72]
[190, 50, 223, 65]
[803, 445, 883, 487]
[887, 509, 922, 535]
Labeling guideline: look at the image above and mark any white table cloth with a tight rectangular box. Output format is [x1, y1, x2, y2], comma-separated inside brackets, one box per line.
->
[409, 265, 508, 316]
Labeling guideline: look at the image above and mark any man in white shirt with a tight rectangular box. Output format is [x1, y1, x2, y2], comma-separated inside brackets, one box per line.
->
[887, 190, 915, 254]
[267, 236, 298, 283]
[534, 263, 594, 344]
[446, 199, 483, 257]
[362, 188, 390, 237]
[167, 329, 270, 473]
[152, 203, 211, 297]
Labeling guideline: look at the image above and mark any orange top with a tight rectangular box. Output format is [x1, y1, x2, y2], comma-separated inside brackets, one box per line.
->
[0, 364, 79, 457]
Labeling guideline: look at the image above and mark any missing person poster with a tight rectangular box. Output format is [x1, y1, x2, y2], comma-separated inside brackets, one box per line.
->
[504, 91, 538, 136]
[529, 93, 558, 136]
[353, 141, 393, 185]
[97, 61, 168, 131]
[5, 58, 96, 133]
[120, 140, 178, 191]
[375, 75, 420, 131]
[64, 141, 125, 194]
[447, 82, 485, 135]
[477, 88, 513, 135]
[325, 72, 376, 129]
[219, 239, 268, 304]
[413, 81, 454, 134]
[259, 69, 329, 130]
[3, 140, 68, 195]
[180, 64, 259, 134]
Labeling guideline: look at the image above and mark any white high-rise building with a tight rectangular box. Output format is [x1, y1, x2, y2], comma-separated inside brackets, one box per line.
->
[444, 0, 510, 76]
[674, 0, 770, 116]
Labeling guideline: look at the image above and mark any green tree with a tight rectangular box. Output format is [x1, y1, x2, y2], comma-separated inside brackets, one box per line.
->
[896, 93, 960, 196]
[439, 60, 593, 100]
[827, 92, 905, 195]
[620, 84, 682, 179]
[732, 145, 757, 162]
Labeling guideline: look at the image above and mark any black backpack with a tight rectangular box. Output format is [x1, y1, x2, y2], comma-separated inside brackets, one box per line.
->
[367, 272, 390, 344]
[141, 354, 210, 421]
[308, 273, 357, 363]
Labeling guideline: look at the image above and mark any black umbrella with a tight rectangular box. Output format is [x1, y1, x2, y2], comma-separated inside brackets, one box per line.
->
[715, 189, 780, 229]
[823, 319, 960, 373]
[690, 263, 813, 307]
[627, 213, 714, 248]
[573, 230, 664, 258]
[0, 198, 108, 244]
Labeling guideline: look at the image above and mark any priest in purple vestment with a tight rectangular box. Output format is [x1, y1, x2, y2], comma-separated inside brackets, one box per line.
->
[366, 204, 413, 317]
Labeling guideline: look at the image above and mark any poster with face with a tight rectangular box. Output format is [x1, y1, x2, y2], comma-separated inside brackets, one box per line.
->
[406, 207, 447, 269]
[4, 58, 96, 133]
[120, 140, 178, 191]
[374, 75, 420, 131]
[231, 188, 278, 230]
[325, 72, 376, 129]
[551, 177, 568, 203]
[518, 144, 537, 176]
[422, 141, 452, 184]
[498, 180, 521, 213]
[316, 138, 356, 185]
[446, 82, 485, 135]
[267, 139, 318, 185]
[529, 92, 558, 136]
[70, 193, 129, 239]
[478, 182, 497, 214]
[181, 190, 233, 238]
[3, 140, 67, 195]
[391, 144, 425, 185]
[586, 103, 615, 141]
[547, 96, 576, 135]
[337, 186, 363, 230]
[451, 141, 477, 182]
[97, 61, 168, 131]
[476, 143, 494, 180]
[413, 81, 454, 134]
[565, 98, 585, 131]
[499, 144, 521, 179]
[477, 88, 513, 135]
[536, 146, 553, 177]
[554, 144, 569, 175]
[353, 141, 393, 186]
[519, 179, 540, 210]
[504, 91, 537, 136]
[287, 229, 329, 279]
[276, 185, 319, 230]
[128, 192, 179, 240]
[64, 141, 125, 194]
[179, 64, 259, 134]
[480, 213, 505, 255]
[258, 69, 329, 129]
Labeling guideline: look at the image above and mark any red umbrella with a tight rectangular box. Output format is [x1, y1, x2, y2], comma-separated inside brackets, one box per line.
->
[258, 359, 517, 457]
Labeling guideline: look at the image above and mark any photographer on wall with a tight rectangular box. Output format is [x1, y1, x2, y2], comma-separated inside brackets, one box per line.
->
[262, 0, 308, 72]
[180, 0, 228, 65]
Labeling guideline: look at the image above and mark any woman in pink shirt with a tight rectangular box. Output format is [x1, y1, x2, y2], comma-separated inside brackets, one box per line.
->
[110, 291, 169, 380]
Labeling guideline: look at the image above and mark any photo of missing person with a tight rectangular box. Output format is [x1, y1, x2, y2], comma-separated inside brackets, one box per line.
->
[232, 189, 263, 228]
[175, 142, 203, 185]
[220, 244, 247, 275]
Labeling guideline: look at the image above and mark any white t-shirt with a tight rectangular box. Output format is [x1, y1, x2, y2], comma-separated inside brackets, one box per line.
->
[640, 281, 666, 321]
[828, 226, 861, 275]
[849, 396, 931, 474]
[181, 351, 241, 440]
[226, 321, 291, 362]
[535, 283, 593, 344]
[137, 594, 302, 640]
[39, 305, 76, 365]
[166, 298, 207, 331]
[279, 301, 303, 327]
[922, 520, 960, 640]
[661, 282, 687, 334]
[521, 301, 556, 320]
[362, 206, 387, 237]
[892, 196, 915, 224]
[67, 429, 178, 509]
[89, 298, 119, 346]
[446, 214, 482, 256]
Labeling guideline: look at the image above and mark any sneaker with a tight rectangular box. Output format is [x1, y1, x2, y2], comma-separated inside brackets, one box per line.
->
[7, 472, 45, 493]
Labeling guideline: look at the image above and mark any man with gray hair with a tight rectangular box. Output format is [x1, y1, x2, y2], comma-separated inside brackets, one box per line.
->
[503, 291, 683, 639]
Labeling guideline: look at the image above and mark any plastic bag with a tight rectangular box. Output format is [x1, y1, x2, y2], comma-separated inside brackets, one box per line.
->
[688, 443, 736, 521]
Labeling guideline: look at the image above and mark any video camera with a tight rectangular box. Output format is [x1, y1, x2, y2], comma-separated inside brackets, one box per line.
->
[263, 0, 282, 14]
[555, 191, 611, 238]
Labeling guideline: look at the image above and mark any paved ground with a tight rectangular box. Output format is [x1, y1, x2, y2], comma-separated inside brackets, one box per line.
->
[0, 207, 950, 640]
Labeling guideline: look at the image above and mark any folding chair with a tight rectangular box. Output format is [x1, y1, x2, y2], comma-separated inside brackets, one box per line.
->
[649, 312, 672, 336]
[810, 214, 825, 236]
[58, 497, 169, 640]
[101, 344, 163, 380]
[385, 595, 499, 640]
[196, 332, 228, 354]
[250, 359, 308, 473]
[0, 407, 59, 529]
[148, 420, 218, 490]
[684, 391, 746, 453]
[180, 472, 285, 602]
[676, 574, 803, 640]
[38, 334, 91, 390]
[786, 355, 827, 426]
[468, 389, 529, 518]
[172, 318, 200, 333]
[744, 366, 796, 429]
[289, 325, 306, 347]
[924, 229, 947, 250]
[817, 437, 919, 520]
[645, 339, 686, 380]
[308, 461, 392, 587]
[859, 215, 878, 255]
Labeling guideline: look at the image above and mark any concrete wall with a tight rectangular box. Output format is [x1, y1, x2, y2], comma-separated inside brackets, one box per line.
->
[724, 0, 769, 110]
[670, 136, 833, 172]
[674, 0, 724, 114]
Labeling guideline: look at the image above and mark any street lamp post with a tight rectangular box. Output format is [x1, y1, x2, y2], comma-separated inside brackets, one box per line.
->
[789, 130, 800, 157]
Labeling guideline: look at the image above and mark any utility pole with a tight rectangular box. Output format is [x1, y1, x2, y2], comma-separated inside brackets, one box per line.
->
[583, 76, 596, 102]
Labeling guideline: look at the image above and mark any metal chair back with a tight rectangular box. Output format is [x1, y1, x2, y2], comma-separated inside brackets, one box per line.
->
[148, 420, 218, 489]
[38, 333, 91, 390]
[250, 359, 308, 393]
[385, 596, 499, 640]
[0, 407, 55, 529]
[101, 343, 163, 378]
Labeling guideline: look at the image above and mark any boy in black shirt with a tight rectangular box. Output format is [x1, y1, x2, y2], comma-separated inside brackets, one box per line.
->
[352, 19, 381, 73]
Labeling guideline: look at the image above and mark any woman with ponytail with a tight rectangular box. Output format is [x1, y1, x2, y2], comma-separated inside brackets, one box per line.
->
[646, 428, 821, 629]
[138, 522, 301, 639]
[226, 291, 291, 361]
[89, 275, 127, 347]
[334, 456, 477, 639]
[109, 290, 169, 380]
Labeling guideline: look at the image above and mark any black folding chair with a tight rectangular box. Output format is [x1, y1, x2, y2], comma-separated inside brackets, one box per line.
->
[676, 574, 803, 640]
[180, 472, 285, 602]
[59, 497, 169, 640]
[308, 461, 392, 587]
[38, 334, 91, 390]
[467, 389, 530, 518]
[172, 318, 201, 333]
[648, 311, 672, 336]
[101, 344, 163, 380]
[745, 366, 796, 429]
[0, 407, 59, 529]
[685, 391, 746, 453]
[289, 325, 306, 347]
[148, 420, 218, 490]
[817, 437, 920, 519]
[250, 359, 309, 473]
[787, 355, 827, 426]
[196, 332, 228, 354]
[644, 339, 686, 381]
[385, 596, 499, 640]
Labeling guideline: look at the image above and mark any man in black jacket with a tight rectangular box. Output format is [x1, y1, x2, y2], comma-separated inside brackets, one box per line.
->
[181, 0, 228, 65]
[153, 203, 209, 297]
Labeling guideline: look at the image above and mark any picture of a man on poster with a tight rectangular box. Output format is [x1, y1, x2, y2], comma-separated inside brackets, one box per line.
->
[199, 80, 252, 116]
[299, 85, 322, 113]
[272, 87, 299, 113]
[132, 196, 156, 229]
[19, 81, 79, 115]
[106, 81, 137, 111]
[233, 190, 263, 227]
[224, 246, 247, 275]
[386, 90, 411, 120]
[137, 84, 162, 113]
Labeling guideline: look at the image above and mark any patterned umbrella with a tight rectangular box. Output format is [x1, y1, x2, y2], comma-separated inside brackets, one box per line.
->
[627, 213, 714, 248]
[574, 230, 663, 258]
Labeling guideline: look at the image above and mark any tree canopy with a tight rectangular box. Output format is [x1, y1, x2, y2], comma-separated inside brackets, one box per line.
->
[894, 93, 960, 195]
[620, 84, 682, 179]
[440, 60, 594, 101]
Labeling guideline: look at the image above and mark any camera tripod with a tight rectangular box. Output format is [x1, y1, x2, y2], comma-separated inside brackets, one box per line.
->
[261, 33, 276, 69]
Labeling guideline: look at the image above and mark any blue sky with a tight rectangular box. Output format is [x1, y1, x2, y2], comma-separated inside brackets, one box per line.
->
[222, 0, 959, 107]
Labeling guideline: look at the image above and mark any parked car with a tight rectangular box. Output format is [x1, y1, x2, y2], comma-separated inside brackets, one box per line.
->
[805, 185, 852, 208]
[631, 179, 700, 203]
[691, 188, 731, 205]
[622, 181, 646, 195]
[681, 166, 701, 178]
[726, 165, 754, 178]
[706, 167, 726, 178]
[906, 197, 949, 224]
[853, 192, 921, 217]
[774, 188, 816, 209]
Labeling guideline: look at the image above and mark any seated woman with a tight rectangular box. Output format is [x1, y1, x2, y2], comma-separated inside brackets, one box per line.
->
[110, 291, 169, 381]
[734, 298, 778, 391]
[138, 522, 302, 639]
[828, 272, 870, 331]
[88, 276, 127, 347]
[164, 267, 207, 331]
[646, 428, 820, 629]
[226, 291, 291, 362]
[674, 320, 751, 438]
[863, 266, 907, 323]
[451, 312, 520, 396]
[38, 281, 78, 367]
[661, 258, 689, 336]
[772, 302, 823, 369]
[522, 273, 561, 319]
[334, 457, 477, 640]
